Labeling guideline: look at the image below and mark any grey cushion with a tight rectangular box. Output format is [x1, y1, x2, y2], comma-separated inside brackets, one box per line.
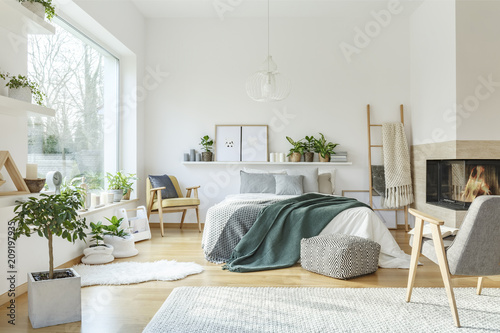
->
[300, 234, 380, 280]
[409, 235, 455, 265]
[148, 175, 178, 199]
[286, 167, 319, 193]
[240, 171, 276, 194]
[274, 175, 304, 195]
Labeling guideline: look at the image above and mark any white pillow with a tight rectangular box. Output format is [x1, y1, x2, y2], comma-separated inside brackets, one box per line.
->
[285, 168, 318, 193]
[318, 169, 336, 194]
[242, 168, 287, 174]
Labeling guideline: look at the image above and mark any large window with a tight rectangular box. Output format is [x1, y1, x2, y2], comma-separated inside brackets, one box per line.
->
[27, 18, 119, 190]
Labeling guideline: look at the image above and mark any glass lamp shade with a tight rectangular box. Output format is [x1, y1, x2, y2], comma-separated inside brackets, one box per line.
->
[246, 56, 291, 102]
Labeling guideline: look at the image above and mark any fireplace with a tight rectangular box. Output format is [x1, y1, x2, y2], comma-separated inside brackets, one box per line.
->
[427, 159, 500, 210]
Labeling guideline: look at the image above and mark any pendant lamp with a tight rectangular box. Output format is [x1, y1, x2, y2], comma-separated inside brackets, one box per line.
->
[246, 0, 291, 102]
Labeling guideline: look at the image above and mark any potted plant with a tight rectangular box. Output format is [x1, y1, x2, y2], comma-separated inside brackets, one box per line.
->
[200, 135, 214, 162]
[286, 136, 305, 162]
[314, 133, 339, 162]
[81, 221, 114, 265]
[303, 135, 315, 162]
[106, 171, 137, 202]
[10, 190, 87, 328]
[0, 72, 44, 106]
[18, 0, 56, 20]
[103, 216, 138, 258]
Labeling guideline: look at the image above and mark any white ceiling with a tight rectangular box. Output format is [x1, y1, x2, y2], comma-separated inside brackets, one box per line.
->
[127, 0, 423, 19]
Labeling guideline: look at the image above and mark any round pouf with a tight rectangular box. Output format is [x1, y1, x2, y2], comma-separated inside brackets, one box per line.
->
[81, 245, 114, 265]
[300, 233, 381, 280]
[104, 235, 139, 258]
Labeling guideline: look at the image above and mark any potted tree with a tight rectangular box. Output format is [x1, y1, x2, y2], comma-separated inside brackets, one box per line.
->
[199, 135, 214, 162]
[286, 136, 305, 162]
[11, 190, 88, 328]
[106, 171, 137, 202]
[81, 221, 114, 265]
[17, 0, 56, 20]
[0, 72, 44, 106]
[314, 133, 339, 162]
[303, 135, 315, 162]
[103, 216, 138, 258]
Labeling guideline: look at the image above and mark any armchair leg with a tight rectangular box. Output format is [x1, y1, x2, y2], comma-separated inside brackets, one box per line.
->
[406, 217, 424, 303]
[158, 207, 165, 237]
[195, 207, 201, 233]
[180, 210, 187, 229]
[477, 277, 484, 295]
[431, 225, 460, 328]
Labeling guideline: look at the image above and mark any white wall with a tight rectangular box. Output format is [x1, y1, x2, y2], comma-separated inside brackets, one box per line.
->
[144, 12, 412, 224]
[455, 0, 500, 141]
[410, 0, 456, 146]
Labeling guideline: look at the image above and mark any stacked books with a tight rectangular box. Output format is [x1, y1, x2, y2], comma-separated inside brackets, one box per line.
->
[331, 151, 348, 162]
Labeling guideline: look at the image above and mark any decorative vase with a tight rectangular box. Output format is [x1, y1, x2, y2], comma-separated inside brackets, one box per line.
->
[122, 188, 131, 200]
[304, 152, 314, 162]
[8, 87, 32, 103]
[319, 154, 330, 162]
[202, 152, 213, 162]
[108, 189, 123, 202]
[290, 152, 302, 162]
[24, 178, 46, 193]
[21, 2, 45, 19]
[104, 235, 138, 258]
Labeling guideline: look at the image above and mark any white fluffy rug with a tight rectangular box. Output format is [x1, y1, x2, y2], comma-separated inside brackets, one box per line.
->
[144, 287, 500, 332]
[73, 260, 203, 287]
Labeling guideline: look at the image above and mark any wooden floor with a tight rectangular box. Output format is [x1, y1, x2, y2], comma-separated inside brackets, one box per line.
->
[1, 226, 498, 332]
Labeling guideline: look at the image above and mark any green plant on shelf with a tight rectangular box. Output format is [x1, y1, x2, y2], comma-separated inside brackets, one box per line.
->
[0, 71, 45, 106]
[18, 0, 56, 20]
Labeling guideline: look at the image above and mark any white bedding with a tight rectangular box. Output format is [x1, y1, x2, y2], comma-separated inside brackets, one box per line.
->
[203, 193, 411, 269]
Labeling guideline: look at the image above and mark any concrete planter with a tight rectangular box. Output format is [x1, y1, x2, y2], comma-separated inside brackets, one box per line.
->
[104, 235, 138, 258]
[109, 189, 124, 202]
[304, 152, 314, 162]
[81, 244, 114, 264]
[28, 268, 81, 329]
[8, 87, 32, 103]
[0, 77, 8, 97]
[21, 2, 45, 19]
[201, 152, 213, 162]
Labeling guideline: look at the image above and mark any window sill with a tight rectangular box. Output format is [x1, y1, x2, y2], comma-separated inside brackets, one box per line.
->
[77, 199, 139, 217]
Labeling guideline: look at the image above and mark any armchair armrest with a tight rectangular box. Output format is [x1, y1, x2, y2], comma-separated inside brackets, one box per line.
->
[150, 187, 166, 192]
[409, 208, 444, 225]
[186, 185, 200, 198]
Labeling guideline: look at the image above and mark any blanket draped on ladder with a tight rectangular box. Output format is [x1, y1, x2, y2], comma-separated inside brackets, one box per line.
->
[382, 123, 414, 208]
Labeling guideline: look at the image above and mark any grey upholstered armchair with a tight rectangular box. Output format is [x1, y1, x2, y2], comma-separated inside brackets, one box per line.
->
[406, 196, 500, 327]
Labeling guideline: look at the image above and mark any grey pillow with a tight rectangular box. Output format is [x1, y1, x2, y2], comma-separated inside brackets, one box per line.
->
[286, 167, 319, 193]
[275, 175, 304, 195]
[240, 171, 276, 193]
[148, 175, 178, 199]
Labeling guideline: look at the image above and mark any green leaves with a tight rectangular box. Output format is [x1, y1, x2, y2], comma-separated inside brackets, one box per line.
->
[313, 133, 339, 158]
[18, 0, 56, 20]
[0, 71, 45, 106]
[103, 216, 129, 238]
[106, 171, 137, 191]
[285, 133, 339, 158]
[286, 136, 306, 156]
[199, 135, 214, 153]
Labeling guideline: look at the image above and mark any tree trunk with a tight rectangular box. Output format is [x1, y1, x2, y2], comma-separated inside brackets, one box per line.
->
[48, 229, 54, 279]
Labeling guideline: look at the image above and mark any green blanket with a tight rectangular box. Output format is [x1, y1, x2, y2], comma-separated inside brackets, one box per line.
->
[223, 193, 371, 272]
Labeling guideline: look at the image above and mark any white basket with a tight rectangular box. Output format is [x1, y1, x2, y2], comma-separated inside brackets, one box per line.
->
[118, 206, 152, 242]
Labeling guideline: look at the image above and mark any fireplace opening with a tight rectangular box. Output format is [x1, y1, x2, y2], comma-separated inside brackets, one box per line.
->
[426, 159, 500, 210]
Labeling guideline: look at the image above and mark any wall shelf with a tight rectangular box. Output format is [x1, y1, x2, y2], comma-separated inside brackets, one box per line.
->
[0, 0, 55, 35]
[183, 161, 352, 166]
[0, 95, 55, 117]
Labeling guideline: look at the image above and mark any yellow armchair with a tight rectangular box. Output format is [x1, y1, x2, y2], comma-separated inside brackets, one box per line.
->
[146, 175, 201, 237]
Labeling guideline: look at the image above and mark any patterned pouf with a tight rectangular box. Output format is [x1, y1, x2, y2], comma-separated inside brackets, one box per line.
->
[300, 234, 381, 280]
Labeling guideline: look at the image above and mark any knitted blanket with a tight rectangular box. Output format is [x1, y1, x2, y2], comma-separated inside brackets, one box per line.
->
[382, 123, 414, 208]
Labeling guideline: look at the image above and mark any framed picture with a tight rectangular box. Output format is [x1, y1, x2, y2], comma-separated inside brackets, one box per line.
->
[215, 125, 268, 162]
[215, 125, 242, 161]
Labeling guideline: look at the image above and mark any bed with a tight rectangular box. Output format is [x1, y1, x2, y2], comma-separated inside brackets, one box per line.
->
[202, 193, 412, 269]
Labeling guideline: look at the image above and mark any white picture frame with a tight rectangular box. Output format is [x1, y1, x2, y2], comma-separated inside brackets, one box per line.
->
[215, 125, 242, 162]
[241, 125, 268, 162]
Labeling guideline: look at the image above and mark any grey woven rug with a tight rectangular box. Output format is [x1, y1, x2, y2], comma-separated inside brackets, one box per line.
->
[143, 287, 500, 333]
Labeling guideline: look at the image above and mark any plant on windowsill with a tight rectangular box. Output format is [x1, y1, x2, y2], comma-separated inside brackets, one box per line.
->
[200, 135, 214, 162]
[303, 135, 316, 162]
[10, 189, 87, 328]
[106, 171, 137, 201]
[18, 0, 56, 21]
[286, 136, 305, 162]
[314, 133, 338, 162]
[0, 72, 44, 106]
[103, 216, 138, 258]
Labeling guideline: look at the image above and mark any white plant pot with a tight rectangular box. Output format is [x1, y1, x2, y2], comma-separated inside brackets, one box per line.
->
[104, 234, 138, 258]
[22, 2, 45, 19]
[0, 77, 8, 97]
[28, 268, 81, 329]
[81, 244, 114, 265]
[8, 87, 32, 103]
[109, 189, 124, 202]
